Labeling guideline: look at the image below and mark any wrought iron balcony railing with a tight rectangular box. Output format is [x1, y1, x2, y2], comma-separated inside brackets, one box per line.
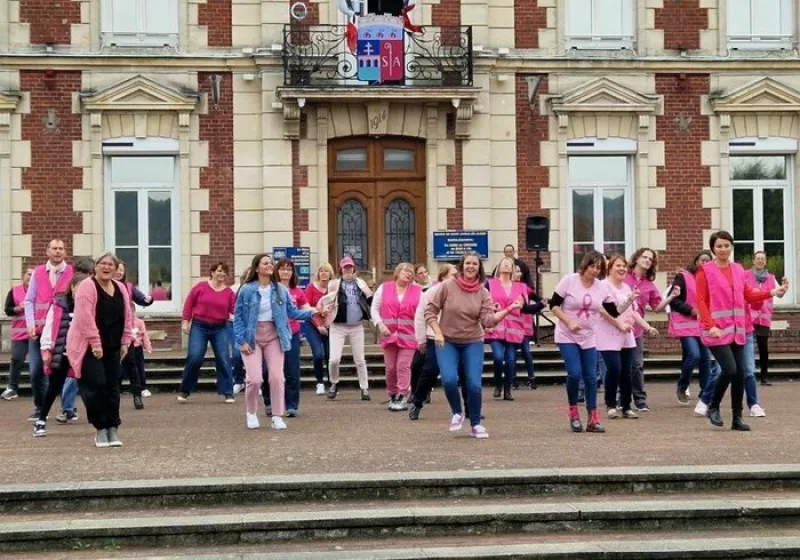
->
[282, 23, 473, 88]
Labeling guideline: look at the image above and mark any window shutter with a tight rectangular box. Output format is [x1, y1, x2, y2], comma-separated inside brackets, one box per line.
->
[107, 0, 139, 34]
[752, 0, 782, 38]
[143, 0, 179, 36]
[594, 0, 624, 38]
[567, 0, 592, 37]
[727, 0, 752, 37]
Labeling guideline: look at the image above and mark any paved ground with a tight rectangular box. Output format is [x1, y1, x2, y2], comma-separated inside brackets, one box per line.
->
[1, 381, 798, 485]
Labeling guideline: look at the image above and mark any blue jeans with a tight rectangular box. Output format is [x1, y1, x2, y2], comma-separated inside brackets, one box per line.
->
[302, 322, 329, 384]
[744, 333, 759, 409]
[179, 319, 233, 395]
[700, 360, 722, 404]
[677, 336, 712, 394]
[435, 341, 484, 427]
[519, 336, 535, 381]
[600, 349, 633, 412]
[284, 333, 302, 412]
[61, 378, 78, 412]
[489, 339, 518, 389]
[228, 322, 244, 386]
[597, 353, 607, 387]
[28, 338, 47, 412]
[558, 343, 598, 411]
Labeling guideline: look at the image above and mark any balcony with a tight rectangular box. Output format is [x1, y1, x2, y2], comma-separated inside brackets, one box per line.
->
[282, 23, 473, 88]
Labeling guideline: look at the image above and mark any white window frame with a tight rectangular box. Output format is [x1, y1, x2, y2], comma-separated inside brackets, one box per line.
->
[729, 138, 795, 304]
[104, 138, 181, 313]
[100, 0, 179, 48]
[566, 139, 636, 272]
[727, 0, 793, 50]
[565, 0, 635, 50]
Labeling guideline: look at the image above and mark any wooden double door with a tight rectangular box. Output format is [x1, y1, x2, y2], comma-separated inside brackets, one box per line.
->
[329, 137, 426, 285]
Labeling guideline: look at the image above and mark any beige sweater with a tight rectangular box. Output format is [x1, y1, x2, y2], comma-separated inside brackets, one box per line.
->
[424, 278, 500, 344]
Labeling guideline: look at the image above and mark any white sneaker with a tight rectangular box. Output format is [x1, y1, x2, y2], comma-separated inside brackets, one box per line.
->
[141, 389, 152, 398]
[685, 388, 691, 399]
[233, 384, 244, 395]
[607, 408, 621, 419]
[315, 383, 326, 395]
[470, 425, 489, 439]
[449, 413, 464, 432]
[246, 413, 260, 430]
[271, 416, 287, 430]
[749, 404, 766, 417]
[694, 401, 708, 417]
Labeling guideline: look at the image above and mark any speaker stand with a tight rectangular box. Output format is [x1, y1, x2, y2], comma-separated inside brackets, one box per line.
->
[533, 251, 555, 346]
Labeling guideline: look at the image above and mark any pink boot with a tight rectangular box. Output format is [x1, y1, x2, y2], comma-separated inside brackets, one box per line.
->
[569, 405, 583, 433]
[586, 409, 606, 433]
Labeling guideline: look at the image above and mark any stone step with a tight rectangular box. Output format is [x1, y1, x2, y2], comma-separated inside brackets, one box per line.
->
[2, 465, 798, 514]
[66, 535, 800, 560]
[2, 495, 800, 554]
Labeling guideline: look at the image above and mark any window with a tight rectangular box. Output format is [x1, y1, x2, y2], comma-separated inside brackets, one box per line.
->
[337, 199, 369, 270]
[730, 153, 794, 302]
[384, 198, 415, 268]
[101, 0, 179, 47]
[568, 155, 633, 271]
[566, 0, 635, 50]
[728, 0, 793, 50]
[106, 155, 179, 310]
[335, 148, 368, 171]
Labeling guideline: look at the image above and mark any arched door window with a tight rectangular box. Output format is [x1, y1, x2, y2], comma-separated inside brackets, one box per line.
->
[337, 199, 368, 270]
[384, 198, 415, 269]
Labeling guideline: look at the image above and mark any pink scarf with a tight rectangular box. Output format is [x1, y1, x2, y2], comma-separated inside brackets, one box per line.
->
[455, 275, 482, 293]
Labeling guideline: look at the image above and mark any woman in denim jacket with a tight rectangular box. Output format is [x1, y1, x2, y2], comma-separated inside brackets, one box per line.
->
[234, 253, 323, 431]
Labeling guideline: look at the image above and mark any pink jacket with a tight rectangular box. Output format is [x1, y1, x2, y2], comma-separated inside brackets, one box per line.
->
[66, 279, 133, 379]
[132, 317, 153, 352]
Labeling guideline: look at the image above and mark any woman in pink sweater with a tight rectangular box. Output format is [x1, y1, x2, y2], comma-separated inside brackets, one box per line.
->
[66, 253, 133, 448]
[178, 262, 236, 403]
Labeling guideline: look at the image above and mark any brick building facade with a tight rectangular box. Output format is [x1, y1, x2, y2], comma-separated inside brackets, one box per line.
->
[1, 0, 799, 351]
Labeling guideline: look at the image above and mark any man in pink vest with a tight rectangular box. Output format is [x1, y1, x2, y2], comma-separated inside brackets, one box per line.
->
[23, 239, 75, 422]
[2, 268, 34, 400]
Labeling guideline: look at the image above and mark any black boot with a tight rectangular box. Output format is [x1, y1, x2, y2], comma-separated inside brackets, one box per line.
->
[133, 394, 144, 410]
[493, 387, 502, 399]
[731, 416, 751, 431]
[503, 387, 514, 401]
[706, 407, 724, 427]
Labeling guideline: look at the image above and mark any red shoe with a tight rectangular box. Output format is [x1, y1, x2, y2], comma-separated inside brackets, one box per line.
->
[586, 410, 606, 433]
[569, 405, 583, 432]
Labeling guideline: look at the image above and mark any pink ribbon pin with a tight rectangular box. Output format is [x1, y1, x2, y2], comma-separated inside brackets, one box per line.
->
[576, 293, 593, 319]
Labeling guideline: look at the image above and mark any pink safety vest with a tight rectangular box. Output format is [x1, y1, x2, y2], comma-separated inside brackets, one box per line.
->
[667, 270, 700, 339]
[484, 279, 527, 344]
[744, 269, 776, 328]
[701, 262, 747, 347]
[10, 284, 28, 341]
[522, 285, 534, 338]
[32, 265, 73, 335]
[379, 281, 421, 349]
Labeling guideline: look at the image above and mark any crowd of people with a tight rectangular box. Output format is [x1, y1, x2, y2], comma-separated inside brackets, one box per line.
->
[1, 234, 788, 446]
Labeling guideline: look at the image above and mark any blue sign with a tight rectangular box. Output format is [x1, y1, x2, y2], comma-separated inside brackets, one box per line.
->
[272, 246, 312, 288]
[432, 231, 489, 261]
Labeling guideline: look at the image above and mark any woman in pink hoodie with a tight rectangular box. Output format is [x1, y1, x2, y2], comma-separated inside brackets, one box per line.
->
[66, 253, 133, 449]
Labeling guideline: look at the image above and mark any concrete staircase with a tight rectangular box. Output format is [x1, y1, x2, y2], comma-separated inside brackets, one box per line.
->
[1, 466, 799, 558]
[2, 346, 800, 394]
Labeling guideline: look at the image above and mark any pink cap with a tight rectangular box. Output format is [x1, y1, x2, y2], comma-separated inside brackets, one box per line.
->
[339, 256, 355, 269]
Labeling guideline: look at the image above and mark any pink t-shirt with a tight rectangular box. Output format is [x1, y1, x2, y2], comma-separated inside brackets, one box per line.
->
[287, 286, 309, 335]
[623, 271, 662, 339]
[595, 280, 637, 351]
[554, 273, 613, 349]
[182, 281, 235, 324]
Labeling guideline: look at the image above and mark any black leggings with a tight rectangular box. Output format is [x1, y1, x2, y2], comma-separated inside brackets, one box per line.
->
[120, 345, 146, 395]
[39, 360, 70, 422]
[756, 334, 769, 382]
[708, 343, 746, 417]
[79, 349, 122, 430]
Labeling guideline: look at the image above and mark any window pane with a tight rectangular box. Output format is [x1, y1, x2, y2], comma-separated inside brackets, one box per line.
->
[115, 191, 138, 246]
[111, 157, 175, 184]
[603, 242, 626, 258]
[384, 198, 415, 269]
[734, 242, 755, 269]
[144, 0, 178, 34]
[752, 0, 782, 37]
[116, 247, 139, 287]
[148, 192, 172, 246]
[567, 0, 591, 36]
[602, 189, 625, 243]
[335, 148, 368, 171]
[762, 188, 785, 241]
[571, 189, 594, 243]
[149, 247, 173, 300]
[732, 189, 754, 240]
[764, 243, 786, 281]
[727, 0, 752, 36]
[573, 244, 594, 272]
[730, 156, 786, 180]
[594, 0, 623, 37]
[383, 148, 415, 170]
[108, 0, 138, 33]
[568, 156, 627, 185]
[338, 199, 368, 270]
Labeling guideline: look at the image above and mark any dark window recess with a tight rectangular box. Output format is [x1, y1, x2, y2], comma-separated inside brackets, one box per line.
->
[367, 0, 403, 16]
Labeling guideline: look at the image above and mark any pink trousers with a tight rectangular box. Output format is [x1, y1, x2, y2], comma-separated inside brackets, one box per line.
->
[242, 321, 285, 417]
[383, 344, 415, 396]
